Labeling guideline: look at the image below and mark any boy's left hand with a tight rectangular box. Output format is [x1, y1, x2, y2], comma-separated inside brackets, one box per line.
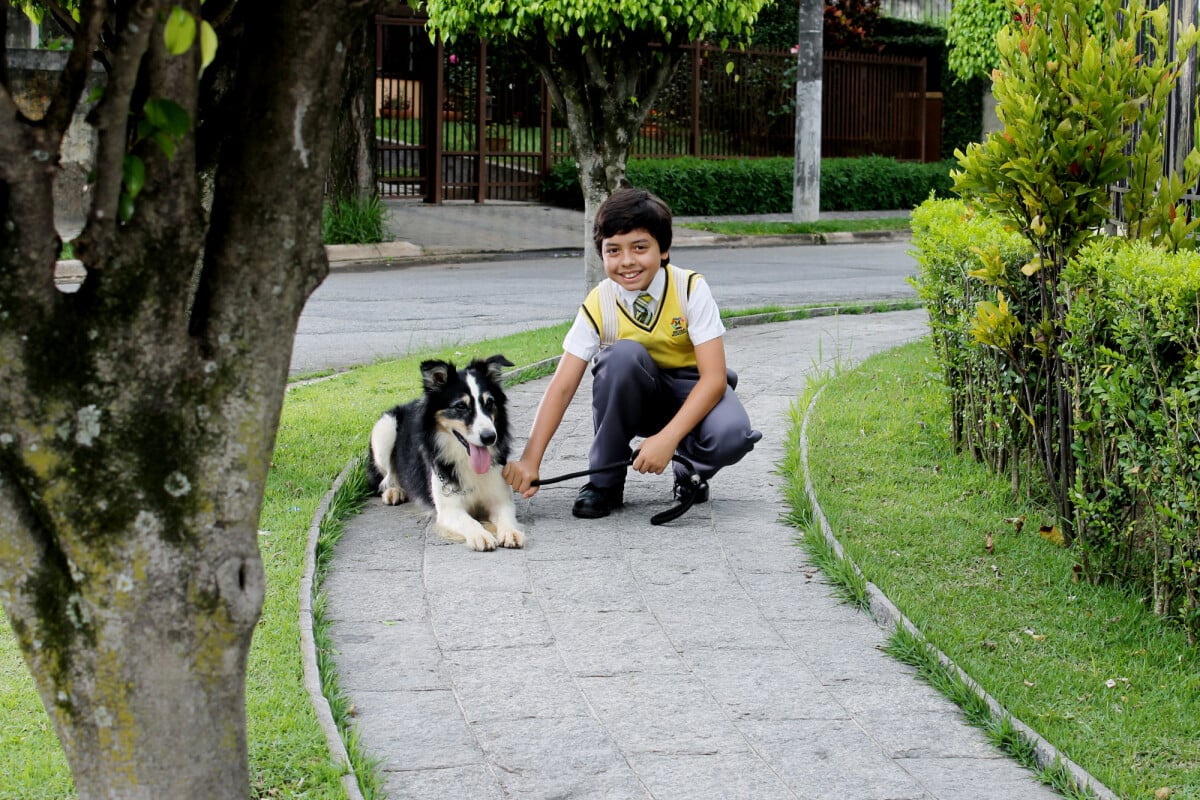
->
[633, 433, 678, 475]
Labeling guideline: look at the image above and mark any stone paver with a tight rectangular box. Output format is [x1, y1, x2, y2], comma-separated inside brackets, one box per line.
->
[324, 310, 1066, 799]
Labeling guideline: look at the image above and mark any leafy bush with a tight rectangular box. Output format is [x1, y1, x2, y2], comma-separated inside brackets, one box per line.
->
[1065, 241, 1200, 639]
[909, 198, 1035, 482]
[952, 0, 1200, 538]
[913, 197, 1200, 640]
[542, 156, 955, 214]
[322, 194, 386, 245]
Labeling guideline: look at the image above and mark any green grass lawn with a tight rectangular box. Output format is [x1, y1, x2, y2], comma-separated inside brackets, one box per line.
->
[791, 339, 1200, 800]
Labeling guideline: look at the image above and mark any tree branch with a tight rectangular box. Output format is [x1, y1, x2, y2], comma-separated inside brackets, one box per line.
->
[74, 1, 160, 271]
[39, 0, 82, 41]
[0, 90, 66, 316]
[42, 0, 108, 138]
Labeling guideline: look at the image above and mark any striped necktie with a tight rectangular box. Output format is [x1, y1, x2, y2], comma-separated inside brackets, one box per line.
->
[633, 292, 654, 324]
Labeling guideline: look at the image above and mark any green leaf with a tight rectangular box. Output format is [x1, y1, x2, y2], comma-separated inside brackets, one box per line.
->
[164, 7, 197, 56]
[118, 192, 136, 223]
[144, 99, 192, 139]
[725, 60, 735, 75]
[122, 155, 146, 199]
[200, 20, 218, 70]
[153, 131, 177, 162]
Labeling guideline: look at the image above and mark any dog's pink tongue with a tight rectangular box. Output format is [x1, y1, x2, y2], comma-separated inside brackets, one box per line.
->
[469, 444, 492, 474]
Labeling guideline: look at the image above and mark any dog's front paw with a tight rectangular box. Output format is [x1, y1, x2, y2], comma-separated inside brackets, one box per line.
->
[464, 529, 498, 552]
[381, 486, 407, 505]
[496, 526, 525, 549]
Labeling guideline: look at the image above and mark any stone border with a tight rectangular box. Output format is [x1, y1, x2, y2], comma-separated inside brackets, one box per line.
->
[298, 459, 365, 800]
[799, 384, 1120, 800]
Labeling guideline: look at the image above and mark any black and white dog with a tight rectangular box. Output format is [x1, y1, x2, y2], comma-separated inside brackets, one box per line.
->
[367, 355, 524, 551]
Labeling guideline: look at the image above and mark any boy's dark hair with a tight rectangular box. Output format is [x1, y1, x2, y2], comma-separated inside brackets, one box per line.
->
[592, 187, 673, 261]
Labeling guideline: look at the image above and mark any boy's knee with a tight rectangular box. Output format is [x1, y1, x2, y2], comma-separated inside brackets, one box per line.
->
[712, 423, 759, 460]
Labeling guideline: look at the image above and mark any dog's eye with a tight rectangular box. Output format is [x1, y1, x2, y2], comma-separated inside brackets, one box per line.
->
[482, 397, 495, 412]
[452, 399, 470, 411]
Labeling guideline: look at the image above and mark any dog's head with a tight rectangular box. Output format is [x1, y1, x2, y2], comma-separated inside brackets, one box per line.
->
[421, 355, 513, 474]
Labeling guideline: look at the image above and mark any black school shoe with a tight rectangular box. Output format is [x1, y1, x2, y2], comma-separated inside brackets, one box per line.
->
[673, 475, 709, 505]
[572, 482, 624, 518]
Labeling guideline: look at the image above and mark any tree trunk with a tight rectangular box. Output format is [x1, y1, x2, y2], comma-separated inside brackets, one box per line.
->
[793, 0, 823, 222]
[525, 36, 685, 293]
[0, 1, 378, 796]
[328, 20, 378, 202]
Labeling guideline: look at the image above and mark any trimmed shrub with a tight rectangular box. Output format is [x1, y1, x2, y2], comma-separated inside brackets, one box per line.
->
[542, 156, 955, 214]
[1065, 241, 1200, 637]
[913, 196, 1200, 639]
[909, 197, 1035, 483]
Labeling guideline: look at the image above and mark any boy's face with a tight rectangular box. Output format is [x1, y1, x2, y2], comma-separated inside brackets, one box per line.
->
[601, 228, 667, 292]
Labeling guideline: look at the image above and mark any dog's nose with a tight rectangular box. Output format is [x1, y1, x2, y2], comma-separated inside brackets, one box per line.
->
[480, 430, 497, 446]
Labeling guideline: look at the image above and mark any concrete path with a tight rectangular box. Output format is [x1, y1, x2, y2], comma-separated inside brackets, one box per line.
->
[323, 310, 1063, 800]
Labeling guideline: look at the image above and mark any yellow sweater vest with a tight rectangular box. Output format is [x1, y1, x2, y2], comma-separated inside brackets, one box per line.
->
[581, 265, 701, 369]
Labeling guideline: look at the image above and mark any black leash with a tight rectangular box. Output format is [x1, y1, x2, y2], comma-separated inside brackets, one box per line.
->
[530, 450, 703, 526]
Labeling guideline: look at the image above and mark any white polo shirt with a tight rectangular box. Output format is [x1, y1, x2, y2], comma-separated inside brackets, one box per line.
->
[562, 267, 726, 363]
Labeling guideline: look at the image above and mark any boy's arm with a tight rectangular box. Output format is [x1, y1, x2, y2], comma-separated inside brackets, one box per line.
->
[633, 337, 727, 475]
[503, 352, 588, 498]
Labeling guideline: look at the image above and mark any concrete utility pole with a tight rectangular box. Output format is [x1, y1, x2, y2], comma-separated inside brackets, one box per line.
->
[793, 0, 824, 222]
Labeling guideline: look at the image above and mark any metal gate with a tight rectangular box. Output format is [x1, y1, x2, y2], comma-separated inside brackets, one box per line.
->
[376, 15, 561, 203]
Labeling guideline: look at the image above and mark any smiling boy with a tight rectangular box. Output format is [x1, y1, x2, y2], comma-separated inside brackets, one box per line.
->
[503, 187, 761, 518]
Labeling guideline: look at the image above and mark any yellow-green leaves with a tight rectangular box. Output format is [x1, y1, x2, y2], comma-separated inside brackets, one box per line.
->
[971, 290, 1023, 351]
[164, 6, 218, 72]
[164, 7, 196, 56]
[200, 20, 218, 69]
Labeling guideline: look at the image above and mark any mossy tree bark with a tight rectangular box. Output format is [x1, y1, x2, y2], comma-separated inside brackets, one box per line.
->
[0, 0, 378, 796]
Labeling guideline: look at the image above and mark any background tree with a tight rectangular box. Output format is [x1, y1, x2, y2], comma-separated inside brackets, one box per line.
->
[945, 0, 1007, 81]
[422, 0, 771, 289]
[0, 0, 378, 796]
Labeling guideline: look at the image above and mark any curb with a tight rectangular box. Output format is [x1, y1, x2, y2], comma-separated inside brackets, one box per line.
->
[798, 384, 1120, 800]
[299, 459, 365, 800]
[52, 230, 911, 281]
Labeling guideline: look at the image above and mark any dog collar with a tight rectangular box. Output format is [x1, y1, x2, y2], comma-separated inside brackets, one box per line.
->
[434, 464, 464, 496]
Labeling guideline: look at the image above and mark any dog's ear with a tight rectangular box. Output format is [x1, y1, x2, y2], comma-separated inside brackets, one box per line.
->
[482, 354, 514, 383]
[420, 360, 453, 392]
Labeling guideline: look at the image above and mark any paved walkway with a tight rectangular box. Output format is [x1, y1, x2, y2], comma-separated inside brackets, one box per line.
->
[323, 310, 1065, 799]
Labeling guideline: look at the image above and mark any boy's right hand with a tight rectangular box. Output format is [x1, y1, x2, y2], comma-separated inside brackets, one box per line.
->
[503, 458, 540, 499]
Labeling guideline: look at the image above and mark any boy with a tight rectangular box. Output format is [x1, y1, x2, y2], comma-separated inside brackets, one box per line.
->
[503, 187, 761, 518]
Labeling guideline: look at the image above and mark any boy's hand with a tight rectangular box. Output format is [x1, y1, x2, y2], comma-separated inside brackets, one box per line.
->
[633, 433, 678, 475]
[503, 459, 541, 498]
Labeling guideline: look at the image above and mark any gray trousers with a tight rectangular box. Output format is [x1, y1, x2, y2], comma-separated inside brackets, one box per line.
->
[589, 339, 762, 488]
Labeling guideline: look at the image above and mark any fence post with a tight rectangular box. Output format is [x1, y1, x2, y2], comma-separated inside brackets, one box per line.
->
[475, 38, 487, 203]
[428, 38, 446, 204]
[690, 44, 701, 157]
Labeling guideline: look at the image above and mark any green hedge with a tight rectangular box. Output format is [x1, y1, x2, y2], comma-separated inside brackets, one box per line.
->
[912, 197, 1200, 637]
[542, 156, 956, 214]
[910, 197, 1034, 478]
[1064, 240, 1200, 633]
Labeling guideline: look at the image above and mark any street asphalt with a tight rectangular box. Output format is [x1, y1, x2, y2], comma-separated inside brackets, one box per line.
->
[313, 201, 1112, 799]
